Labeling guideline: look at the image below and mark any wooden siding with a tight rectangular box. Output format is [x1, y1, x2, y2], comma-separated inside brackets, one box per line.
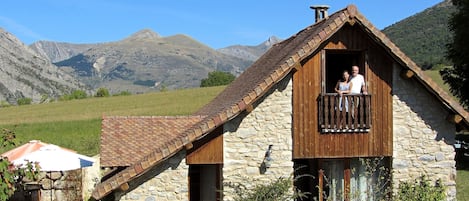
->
[293, 24, 393, 158]
[186, 126, 223, 164]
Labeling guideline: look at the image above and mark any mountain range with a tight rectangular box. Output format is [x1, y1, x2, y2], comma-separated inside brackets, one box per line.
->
[0, 0, 453, 104]
[34, 29, 262, 93]
[0, 28, 84, 104]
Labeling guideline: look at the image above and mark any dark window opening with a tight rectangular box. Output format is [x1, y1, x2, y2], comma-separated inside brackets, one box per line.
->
[325, 51, 364, 93]
[189, 164, 222, 201]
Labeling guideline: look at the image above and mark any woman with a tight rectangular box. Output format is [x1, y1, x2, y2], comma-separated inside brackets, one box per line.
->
[334, 70, 353, 129]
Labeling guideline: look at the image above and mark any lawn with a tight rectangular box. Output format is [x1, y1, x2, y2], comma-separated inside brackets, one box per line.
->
[0, 86, 224, 156]
[457, 170, 469, 200]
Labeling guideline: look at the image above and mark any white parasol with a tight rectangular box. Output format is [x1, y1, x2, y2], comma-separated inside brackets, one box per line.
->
[12, 144, 95, 171]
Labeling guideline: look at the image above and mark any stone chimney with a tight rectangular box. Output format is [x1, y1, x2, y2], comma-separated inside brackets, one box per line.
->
[310, 5, 330, 22]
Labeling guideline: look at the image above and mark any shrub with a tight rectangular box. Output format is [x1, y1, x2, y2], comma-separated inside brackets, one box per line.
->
[0, 101, 10, 108]
[224, 174, 308, 201]
[16, 98, 32, 105]
[95, 88, 110, 97]
[396, 175, 446, 201]
[59, 90, 88, 101]
[71, 90, 87, 99]
[112, 91, 132, 96]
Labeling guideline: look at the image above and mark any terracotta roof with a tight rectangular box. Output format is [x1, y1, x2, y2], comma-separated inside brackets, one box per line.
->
[92, 4, 469, 199]
[100, 116, 205, 167]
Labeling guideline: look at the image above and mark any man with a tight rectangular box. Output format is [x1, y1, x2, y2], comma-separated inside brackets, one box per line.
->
[350, 65, 367, 94]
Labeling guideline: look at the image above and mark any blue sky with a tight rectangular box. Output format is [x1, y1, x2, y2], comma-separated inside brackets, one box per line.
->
[0, 0, 443, 49]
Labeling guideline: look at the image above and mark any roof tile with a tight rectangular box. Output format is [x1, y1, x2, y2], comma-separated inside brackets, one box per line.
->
[100, 116, 204, 167]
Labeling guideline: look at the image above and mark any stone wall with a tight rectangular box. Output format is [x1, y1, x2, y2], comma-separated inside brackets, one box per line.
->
[223, 77, 294, 200]
[392, 64, 456, 200]
[40, 170, 82, 201]
[117, 151, 189, 201]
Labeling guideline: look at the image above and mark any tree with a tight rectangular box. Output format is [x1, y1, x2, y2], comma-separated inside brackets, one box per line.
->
[200, 71, 236, 87]
[95, 88, 110, 97]
[0, 128, 39, 200]
[441, 0, 469, 108]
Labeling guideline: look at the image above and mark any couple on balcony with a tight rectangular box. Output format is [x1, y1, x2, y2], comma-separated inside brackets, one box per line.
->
[335, 66, 367, 95]
[334, 66, 367, 128]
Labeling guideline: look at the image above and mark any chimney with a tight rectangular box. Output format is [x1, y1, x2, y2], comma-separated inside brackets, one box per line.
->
[310, 5, 330, 22]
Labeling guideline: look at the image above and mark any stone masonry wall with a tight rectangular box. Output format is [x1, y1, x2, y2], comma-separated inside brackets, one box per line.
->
[223, 76, 294, 200]
[117, 151, 189, 201]
[392, 65, 456, 200]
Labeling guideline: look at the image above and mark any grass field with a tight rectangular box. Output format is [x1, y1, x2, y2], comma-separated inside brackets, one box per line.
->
[0, 86, 224, 156]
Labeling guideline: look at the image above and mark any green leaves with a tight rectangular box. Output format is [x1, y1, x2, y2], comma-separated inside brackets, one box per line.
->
[200, 71, 236, 87]
[397, 175, 446, 201]
[0, 128, 40, 201]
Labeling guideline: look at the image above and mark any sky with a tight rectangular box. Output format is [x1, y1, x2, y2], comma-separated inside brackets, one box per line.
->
[0, 0, 444, 49]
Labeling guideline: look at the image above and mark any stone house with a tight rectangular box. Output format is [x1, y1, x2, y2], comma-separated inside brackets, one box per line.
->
[92, 4, 469, 201]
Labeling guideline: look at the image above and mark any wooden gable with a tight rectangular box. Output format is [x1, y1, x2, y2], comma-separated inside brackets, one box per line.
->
[293, 23, 393, 158]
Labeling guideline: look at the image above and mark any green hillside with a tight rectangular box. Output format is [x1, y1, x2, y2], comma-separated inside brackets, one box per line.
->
[0, 86, 224, 156]
[383, 0, 454, 69]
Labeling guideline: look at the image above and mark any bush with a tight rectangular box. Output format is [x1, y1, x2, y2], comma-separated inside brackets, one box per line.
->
[224, 174, 308, 201]
[16, 98, 32, 105]
[112, 91, 132, 96]
[59, 90, 88, 101]
[397, 175, 446, 201]
[0, 101, 10, 108]
[95, 88, 110, 97]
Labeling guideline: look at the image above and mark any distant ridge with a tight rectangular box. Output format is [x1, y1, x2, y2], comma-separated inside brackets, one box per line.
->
[217, 36, 282, 61]
[30, 41, 99, 63]
[0, 28, 84, 104]
[49, 29, 253, 93]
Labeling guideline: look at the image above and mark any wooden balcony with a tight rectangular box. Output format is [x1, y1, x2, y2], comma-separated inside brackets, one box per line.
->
[318, 93, 371, 133]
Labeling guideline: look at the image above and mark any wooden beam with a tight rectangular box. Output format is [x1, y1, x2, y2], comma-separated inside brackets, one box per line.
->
[447, 114, 463, 124]
[292, 62, 302, 72]
[118, 183, 129, 192]
[185, 142, 194, 150]
[246, 104, 254, 113]
[400, 69, 414, 79]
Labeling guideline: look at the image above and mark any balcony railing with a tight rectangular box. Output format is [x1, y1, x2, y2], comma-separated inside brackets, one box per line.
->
[318, 93, 371, 133]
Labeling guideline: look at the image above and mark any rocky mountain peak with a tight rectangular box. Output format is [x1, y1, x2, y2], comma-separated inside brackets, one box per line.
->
[263, 36, 282, 47]
[123, 29, 161, 42]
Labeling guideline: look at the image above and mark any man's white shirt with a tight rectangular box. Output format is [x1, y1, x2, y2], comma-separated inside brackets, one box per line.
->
[350, 74, 365, 94]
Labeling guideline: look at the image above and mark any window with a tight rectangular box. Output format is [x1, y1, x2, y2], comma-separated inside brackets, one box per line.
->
[294, 157, 390, 201]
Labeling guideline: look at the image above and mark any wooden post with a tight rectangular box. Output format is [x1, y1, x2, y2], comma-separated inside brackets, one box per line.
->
[400, 69, 414, 79]
[447, 114, 463, 124]
[118, 183, 129, 191]
[344, 159, 351, 201]
[318, 169, 324, 201]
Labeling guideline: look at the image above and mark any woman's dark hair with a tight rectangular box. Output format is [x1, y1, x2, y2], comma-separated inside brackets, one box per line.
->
[340, 70, 350, 82]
